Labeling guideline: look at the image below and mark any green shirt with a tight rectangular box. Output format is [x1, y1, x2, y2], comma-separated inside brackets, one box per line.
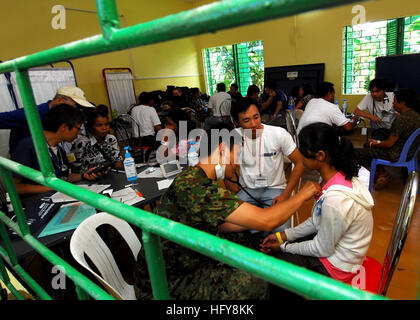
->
[388, 109, 420, 161]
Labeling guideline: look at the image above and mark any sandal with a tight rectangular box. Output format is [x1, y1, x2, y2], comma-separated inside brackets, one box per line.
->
[374, 173, 391, 190]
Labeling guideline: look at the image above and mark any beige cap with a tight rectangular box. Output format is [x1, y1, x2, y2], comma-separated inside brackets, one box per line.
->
[56, 86, 95, 108]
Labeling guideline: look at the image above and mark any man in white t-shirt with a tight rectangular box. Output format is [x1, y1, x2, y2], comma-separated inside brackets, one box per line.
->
[131, 92, 162, 162]
[204, 83, 232, 130]
[354, 78, 397, 140]
[297, 82, 358, 134]
[230, 97, 305, 234]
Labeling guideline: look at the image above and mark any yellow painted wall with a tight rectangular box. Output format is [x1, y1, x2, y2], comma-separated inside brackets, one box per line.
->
[0, 0, 201, 106]
[193, 0, 420, 112]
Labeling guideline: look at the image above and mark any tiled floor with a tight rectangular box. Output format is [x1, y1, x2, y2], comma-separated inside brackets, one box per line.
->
[296, 128, 420, 300]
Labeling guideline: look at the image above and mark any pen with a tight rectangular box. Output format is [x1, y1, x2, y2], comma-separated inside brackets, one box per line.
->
[135, 190, 143, 197]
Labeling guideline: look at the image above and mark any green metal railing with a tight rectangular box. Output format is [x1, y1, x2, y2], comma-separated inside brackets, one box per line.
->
[0, 0, 388, 300]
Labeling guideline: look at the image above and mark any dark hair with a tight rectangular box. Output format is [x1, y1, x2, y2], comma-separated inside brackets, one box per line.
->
[216, 83, 226, 92]
[86, 105, 109, 133]
[190, 87, 200, 95]
[394, 88, 420, 113]
[166, 108, 196, 134]
[43, 104, 86, 132]
[230, 97, 259, 123]
[138, 91, 153, 105]
[230, 83, 238, 90]
[247, 84, 260, 97]
[300, 83, 314, 96]
[316, 82, 335, 98]
[264, 81, 276, 90]
[369, 78, 389, 91]
[298, 123, 359, 180]
[200, 122, 242, 160]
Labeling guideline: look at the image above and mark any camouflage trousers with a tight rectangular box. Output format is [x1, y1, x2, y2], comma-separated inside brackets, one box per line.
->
[134, 262, 270, 300]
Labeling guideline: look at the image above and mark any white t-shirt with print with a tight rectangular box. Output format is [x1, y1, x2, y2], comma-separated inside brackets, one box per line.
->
[357, 92, 396, 130]
[208, 92, 232, 117]
[130, 104, 161, 137]
[236, 124, 296, 189]
[297, 98, 350, 134]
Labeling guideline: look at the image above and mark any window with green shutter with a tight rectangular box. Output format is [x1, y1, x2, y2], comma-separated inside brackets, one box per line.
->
[203, 40, 264, 96]
[343, 15, 420, 95]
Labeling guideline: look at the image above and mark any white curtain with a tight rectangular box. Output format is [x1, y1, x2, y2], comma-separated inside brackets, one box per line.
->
[104, 71, 137, 115]
[10, 68, 76, 108]
[0, 74, 17, 158]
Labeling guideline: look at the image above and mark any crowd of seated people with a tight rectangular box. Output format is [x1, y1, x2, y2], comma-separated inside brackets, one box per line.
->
[2, 78, 420, 301]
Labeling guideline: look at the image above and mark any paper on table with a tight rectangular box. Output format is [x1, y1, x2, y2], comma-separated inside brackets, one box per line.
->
[49, 184, 112, 203]
[111, 187, 145, 205]
[157, 179, 174, 190]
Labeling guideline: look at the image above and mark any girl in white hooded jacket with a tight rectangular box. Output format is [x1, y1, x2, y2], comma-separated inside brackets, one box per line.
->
[261, 122, 374, 294]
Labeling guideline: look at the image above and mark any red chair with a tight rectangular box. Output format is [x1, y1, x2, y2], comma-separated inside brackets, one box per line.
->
[345, 256, 382, 294]
[346, 172, 418, 296]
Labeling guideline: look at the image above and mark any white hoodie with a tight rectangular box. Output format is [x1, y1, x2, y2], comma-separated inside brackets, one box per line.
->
[283, 177, 374, 272]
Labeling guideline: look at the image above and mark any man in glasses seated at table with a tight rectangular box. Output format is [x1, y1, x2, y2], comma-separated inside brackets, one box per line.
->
[11, 104, 100, 196]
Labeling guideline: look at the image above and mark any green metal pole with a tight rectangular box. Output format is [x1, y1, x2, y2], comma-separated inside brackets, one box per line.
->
[96, 0, 120, 40]
[75, 285, 91, 300]
[13, 70, 55, 178]
[0, 255, 25, 300]
[0, 167, 30, 237]
[0, 0, 369, 74]
[0, 155, 386, 300]
[142, 231, 170, 300]
[0, 212, 114, 300]
[0, 246, 52, 300]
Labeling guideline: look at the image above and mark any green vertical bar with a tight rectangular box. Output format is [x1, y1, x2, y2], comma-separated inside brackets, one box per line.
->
[232, 44, 240, 90]
[205, 49, 214, 95]
[14, 70, 55, 177]
[0, 168, 30, 237]
[0, 214, 19, 266]
[96, 0, 120, 39]
[142, 231, 170, 300]
[236, 43, 251, 94]
[0, 256, 25, 300]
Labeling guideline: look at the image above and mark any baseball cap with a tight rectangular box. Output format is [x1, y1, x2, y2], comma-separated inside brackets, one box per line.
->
[56, 86, 95, 108]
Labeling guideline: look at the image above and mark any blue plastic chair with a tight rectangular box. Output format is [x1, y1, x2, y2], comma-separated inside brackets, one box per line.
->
[369, 128, 420, 192]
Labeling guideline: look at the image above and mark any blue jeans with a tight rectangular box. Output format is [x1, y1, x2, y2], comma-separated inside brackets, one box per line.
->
[237, 187, 292, 234]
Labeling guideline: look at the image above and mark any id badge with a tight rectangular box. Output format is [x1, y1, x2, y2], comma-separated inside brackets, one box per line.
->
[255, 175, 268, 188]
[66, 153, 76, 163]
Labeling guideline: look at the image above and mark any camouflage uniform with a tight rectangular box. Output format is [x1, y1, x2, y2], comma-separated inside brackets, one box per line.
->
[356, 109, 420, 168]
[133, 166, 269, 300]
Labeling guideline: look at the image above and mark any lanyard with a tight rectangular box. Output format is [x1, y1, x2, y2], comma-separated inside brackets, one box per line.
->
[244, 128, 263, 176]
[47, 144, 63, 176]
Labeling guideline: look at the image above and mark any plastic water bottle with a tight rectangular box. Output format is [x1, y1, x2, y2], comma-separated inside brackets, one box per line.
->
[287, 96, 295, 111]
[334, 99, 339, 107]
[123, 146, 138, 183]
[188, 141, 199, 167]
[342, 99, 348, 116]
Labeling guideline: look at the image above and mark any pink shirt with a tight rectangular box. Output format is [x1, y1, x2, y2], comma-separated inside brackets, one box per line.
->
[317, 172, 355, 282]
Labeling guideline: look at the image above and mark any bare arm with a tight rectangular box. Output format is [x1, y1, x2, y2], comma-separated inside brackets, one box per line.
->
[354, 107, 381, 123]
[221, 181, 320, 232]
[272, 101, 283, 118]
[13, 177, 52, 195]
[273, 148, 305, 205]
[341, 116, 359, 132]
[368, 134, 398, 149]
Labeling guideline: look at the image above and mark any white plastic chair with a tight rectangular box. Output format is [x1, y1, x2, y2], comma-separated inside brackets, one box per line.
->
[70, 212, 141, 300]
